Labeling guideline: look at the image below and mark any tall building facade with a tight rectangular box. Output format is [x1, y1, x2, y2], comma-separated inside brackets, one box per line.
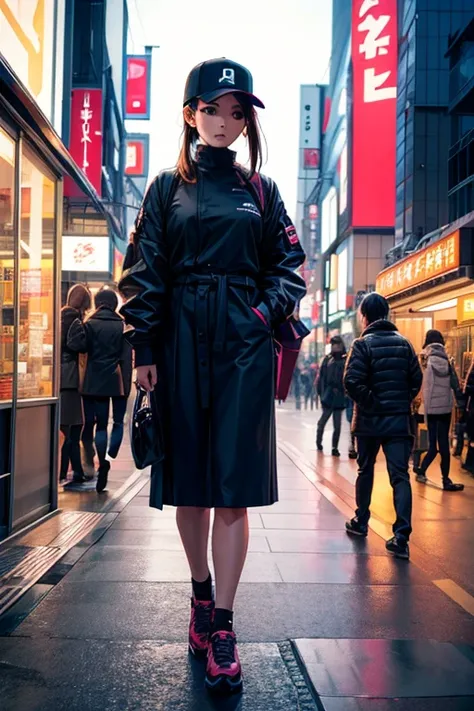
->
[306, 0, 397, 349]
[393, 0, 474, 259]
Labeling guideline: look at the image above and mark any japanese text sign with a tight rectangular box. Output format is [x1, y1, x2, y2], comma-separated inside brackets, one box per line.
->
[351, 0, 397, 228]
[376, 232, 460, 298]
[125, 55, 151, 120]
[66, 89, 103, 196]
[458, 295, 474, 324]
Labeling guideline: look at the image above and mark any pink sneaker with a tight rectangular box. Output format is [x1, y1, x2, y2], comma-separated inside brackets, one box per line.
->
[189, 598, 214, 659]
[205, 630, 243, 694]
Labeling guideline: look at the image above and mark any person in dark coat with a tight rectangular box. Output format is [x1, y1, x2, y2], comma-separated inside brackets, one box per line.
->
[60, 284, 91, 484]
[414, 330, 464, 491]
[316, 336, 346, 456]
[118, 58, 306, 694]
[68, 287, 132, 493]
[462, 361, 474, 474]
[344, 292, 422, 560]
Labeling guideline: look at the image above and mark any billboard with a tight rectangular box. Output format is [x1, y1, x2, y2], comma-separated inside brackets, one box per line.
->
[125, 134, 149, 177]
[62, 236, 110, 272]
[0, 0, 57, 120]
[376, 231, 460, 298]
[125, 55, 151, 120]
[65, 89, 103, 197]
[351, 0, 397, 228]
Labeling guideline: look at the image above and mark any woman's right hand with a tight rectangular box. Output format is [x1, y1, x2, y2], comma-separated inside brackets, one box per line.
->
[135, 364, 158, 392]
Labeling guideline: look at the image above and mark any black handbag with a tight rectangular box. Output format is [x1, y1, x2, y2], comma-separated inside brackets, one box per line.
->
[131, 385, 164, 470]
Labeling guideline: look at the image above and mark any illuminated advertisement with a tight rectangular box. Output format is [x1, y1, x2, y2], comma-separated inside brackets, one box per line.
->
[65, 89, 103, 197]
[125, 55, 151, 120]
[376, 232, 460, 298]
[62, 236, 110, 272]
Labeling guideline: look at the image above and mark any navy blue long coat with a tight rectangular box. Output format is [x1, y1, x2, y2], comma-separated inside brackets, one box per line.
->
[119, 145, 306, 509]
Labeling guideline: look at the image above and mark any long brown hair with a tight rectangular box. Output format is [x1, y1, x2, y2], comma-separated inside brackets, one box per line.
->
[176, 98, 264, 183]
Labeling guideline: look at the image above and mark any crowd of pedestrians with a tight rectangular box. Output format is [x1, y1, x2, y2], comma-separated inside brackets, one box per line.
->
[59, 284, 132, 493]
[302, 292, 473, 561]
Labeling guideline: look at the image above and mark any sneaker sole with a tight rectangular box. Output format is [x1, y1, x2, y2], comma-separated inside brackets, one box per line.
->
[345, 526, 368, 538]
[205, 672, 243, 694]
[386, 548, 409, 560]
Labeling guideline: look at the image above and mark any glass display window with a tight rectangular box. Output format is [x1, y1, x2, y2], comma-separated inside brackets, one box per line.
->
[18, 145, 56, 399]
[0, 127, 15, 401]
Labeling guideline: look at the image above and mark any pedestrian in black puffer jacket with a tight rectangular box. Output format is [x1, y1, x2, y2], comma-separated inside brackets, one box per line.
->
[343, 292, 422, 560]
[68, 287, 132, 492]
[316, 336, 347, 456]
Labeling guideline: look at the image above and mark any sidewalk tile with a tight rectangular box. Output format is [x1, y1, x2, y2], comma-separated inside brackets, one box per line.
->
[265, 530, 386, 555]
[318, 698, 474, 710]
[294, 638, 474, 698]
[273, 552, 430, 585]
[261, 513, 344, 530]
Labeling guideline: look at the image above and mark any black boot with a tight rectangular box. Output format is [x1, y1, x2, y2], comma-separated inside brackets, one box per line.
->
[443, 478, 464, 492]
[96, 461, 111, 493]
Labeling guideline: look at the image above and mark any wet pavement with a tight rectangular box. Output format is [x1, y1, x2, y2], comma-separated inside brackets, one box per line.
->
[0, 402, 473, 709]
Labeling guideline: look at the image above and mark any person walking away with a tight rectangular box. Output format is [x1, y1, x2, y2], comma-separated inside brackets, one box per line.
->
[68, 287, 132, 493]
[316, 336, 346, 456]
[346, 399, 358, 459]
[301, 365, 313, 410]
[59, 284, 91, 485]
[310, 361, 320, 409]
[414, 330, 464, 491]
[462, 360, 474, 474]
[293, 364, 302, 409]
[118, 58, 306, 695]
[344, 293, 422, 560]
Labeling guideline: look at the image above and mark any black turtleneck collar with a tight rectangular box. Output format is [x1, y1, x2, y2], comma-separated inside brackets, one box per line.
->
[196, 144, 236, 171]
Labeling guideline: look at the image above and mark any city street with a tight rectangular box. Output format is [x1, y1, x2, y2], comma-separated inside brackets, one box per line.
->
[1, 405, 474, 709]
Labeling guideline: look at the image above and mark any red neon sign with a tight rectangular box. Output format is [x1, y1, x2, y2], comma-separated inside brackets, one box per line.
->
[125, 56, 151, 119]
[351, 0, 397, 228]
[65, 89, 103, 197]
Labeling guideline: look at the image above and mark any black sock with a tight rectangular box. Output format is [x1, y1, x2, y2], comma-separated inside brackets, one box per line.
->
[213, 607, 233, 632]
[192, 573, 213, 601]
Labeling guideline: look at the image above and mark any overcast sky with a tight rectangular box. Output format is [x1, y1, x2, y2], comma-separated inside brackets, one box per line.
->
[126, 0, 333, 220]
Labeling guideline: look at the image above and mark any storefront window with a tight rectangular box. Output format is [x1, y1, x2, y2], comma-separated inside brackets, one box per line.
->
[18, 145, 55, 399]
[0, 128, 15, 401]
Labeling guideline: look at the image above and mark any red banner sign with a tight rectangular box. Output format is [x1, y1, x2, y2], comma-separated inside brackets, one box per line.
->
[125, 56, 151, 119]
[65, 89, 103, 197]
[351, 0, 397, 228]
[125, 135, 149, 177]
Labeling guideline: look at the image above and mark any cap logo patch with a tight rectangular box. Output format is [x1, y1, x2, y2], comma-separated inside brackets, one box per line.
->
[219, 68, 235, 85]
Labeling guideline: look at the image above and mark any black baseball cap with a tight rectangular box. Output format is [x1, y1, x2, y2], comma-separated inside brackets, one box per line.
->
[183, 58, 265, 109]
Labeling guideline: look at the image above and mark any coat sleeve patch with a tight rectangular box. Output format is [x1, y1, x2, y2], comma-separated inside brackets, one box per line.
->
[285, 225, 299, 245]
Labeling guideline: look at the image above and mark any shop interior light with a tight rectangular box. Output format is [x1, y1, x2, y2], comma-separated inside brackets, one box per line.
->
[417, 298, 458, 312]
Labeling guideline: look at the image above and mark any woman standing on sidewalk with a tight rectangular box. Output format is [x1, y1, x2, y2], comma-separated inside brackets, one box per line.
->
[119, 58, 306, 695]
[414, 330, 464, 491]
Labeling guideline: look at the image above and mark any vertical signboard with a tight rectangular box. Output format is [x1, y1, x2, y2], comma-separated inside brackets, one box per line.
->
[298, 85, 322, 180]
[125, 55, 151, 120]
[65, 89, 103, 197]
[125, 134, 149, 178]
[351, 0, 397, 228]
